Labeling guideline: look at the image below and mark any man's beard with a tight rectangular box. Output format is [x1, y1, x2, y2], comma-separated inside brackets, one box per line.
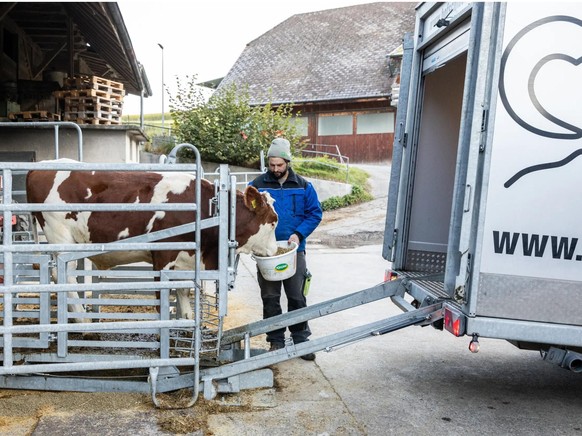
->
[269, 167, 288, 180]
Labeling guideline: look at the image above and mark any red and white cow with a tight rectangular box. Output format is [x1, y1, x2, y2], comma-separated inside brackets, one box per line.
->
[25, 167, 278, 320]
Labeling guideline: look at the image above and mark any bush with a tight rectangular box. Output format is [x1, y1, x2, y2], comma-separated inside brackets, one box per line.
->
[168, 77, 304, 167]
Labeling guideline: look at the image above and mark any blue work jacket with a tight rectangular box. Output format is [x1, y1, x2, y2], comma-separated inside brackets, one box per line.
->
[250, 168, 322, 252]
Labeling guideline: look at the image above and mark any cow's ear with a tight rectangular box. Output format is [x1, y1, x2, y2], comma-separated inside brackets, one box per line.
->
[243, 185, 264, 211]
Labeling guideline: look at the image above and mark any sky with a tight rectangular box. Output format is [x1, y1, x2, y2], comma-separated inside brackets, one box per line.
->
[118, 0, 388, 115]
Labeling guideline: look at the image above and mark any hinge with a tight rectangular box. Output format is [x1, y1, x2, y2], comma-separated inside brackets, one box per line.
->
[479, 109, 488, 152]
[390, 229, 398, 262]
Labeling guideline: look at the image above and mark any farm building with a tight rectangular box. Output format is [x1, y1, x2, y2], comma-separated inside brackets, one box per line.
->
[0, 2, 151, 163]
[217, 2, 415, 163]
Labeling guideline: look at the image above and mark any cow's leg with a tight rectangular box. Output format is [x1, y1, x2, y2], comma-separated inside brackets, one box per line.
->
[154, 251, 196, 320]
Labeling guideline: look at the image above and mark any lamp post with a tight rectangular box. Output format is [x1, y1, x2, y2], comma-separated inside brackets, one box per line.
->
[157, 43, 165, 131]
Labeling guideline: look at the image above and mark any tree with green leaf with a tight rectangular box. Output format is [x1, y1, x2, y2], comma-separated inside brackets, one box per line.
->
[168, 76, 304, 167]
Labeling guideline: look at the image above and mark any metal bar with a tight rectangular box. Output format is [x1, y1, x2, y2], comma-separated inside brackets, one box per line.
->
[192, 148, 203, 407]
[0, 319, 195, 335]
[0, 161, 200, 172]
[56, 257, 68, 357]
[221, 279, 408, 344]
[0, 280, 194, 294]
[2, 170, 14, 369]
[227, 173, 238, 305]
[2, 203, 197, 212]
[467, 317, 582, 347]
[67, 340, 159, 349]
[54, 125, 59, 158]
[163, 143, 204, 407]
[0, 372, 196, 394]
[53, 217, 217, 264]
[69, 298, 159, 306]
[0, 357, 195, 375]
[3, 242, 197, 253]
[66, 312, 160, 320]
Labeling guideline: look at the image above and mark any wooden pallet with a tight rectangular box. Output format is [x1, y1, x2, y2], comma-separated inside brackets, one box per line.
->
[54, 88, 124, 102]
[65, 75, 124, 91]
[64, 96, 123, 109]
[80, 82, 125, 98]
[64, 110, 121, 121]
[64, 101, 123, 115]
[63, 76, 125, 99]
[8, 111, 61, 122]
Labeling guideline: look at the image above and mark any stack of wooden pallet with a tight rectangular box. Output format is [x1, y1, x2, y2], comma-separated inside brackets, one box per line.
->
[8, 111, 61, 122]
[53, 75, 124, 125]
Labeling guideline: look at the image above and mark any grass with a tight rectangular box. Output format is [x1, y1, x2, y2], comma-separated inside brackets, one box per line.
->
[121, 113, 171, 123]
[293, 156, 366, 185]
[292, 156, 373, 211]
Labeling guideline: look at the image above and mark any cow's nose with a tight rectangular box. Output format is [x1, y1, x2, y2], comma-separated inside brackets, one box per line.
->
[264, 246, 277, 257]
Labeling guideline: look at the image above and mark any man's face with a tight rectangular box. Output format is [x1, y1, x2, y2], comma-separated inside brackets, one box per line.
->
[268, 157, 288, 179]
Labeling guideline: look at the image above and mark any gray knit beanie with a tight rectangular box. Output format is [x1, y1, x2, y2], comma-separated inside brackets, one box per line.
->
[267, 138, 292, 161]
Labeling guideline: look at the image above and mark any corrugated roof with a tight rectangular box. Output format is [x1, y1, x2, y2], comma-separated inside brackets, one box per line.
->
[1, 2, 150, 97]
[217, 2, 415, 105]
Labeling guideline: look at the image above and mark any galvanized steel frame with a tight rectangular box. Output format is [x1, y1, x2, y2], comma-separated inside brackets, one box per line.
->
[0, 149, 238, 402]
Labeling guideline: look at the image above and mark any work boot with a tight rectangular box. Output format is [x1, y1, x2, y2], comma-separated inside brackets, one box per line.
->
[295, 339, 316, 361]
[269, 342, 284, 352]
[300, 352, 316, 361]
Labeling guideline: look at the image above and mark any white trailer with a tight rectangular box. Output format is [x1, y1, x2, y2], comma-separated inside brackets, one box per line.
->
[384, 1, 582, 371]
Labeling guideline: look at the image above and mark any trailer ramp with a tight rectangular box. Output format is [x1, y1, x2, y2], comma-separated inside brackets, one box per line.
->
[196, 278, 445, 400]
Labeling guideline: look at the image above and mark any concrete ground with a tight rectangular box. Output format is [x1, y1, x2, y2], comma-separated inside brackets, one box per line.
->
[1, 163, 581, 435]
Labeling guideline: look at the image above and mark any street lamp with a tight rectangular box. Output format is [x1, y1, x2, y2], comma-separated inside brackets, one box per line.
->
[157, 43, 165, 131]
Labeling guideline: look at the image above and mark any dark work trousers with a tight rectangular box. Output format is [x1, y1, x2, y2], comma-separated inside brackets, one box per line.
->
[257, 251, 311, 345]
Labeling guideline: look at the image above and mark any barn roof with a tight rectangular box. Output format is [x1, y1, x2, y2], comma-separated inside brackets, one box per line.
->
[217, 2, 415, 106]
[0, 2, 151, 97]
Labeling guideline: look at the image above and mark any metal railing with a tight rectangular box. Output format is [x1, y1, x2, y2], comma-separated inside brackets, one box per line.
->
[0, 121, 84, 161]
[0, 152, 237, 406]
[297, 144, 351, 183]
[301, 143, 349, 165]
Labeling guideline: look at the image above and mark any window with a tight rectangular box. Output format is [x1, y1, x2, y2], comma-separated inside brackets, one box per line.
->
[356, 112, 395, 134]
[318, 115, 353, 136]
[291, 116, 308, 136]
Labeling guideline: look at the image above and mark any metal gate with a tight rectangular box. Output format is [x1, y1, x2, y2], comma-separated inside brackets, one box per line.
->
[0, 147, 240, 405]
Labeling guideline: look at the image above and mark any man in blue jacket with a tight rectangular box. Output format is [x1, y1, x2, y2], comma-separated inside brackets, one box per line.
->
[250, 138, 322, 360]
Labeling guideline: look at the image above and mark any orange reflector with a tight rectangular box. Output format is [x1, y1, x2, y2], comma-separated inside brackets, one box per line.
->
[469, 336, 480, 353]
[384, 270, 399, 282]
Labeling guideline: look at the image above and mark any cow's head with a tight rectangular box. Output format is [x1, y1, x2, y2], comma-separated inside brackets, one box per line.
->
[236, 185, 278, 257]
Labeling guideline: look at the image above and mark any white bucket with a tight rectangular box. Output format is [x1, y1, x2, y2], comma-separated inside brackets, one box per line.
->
[253, 241, 298, 281]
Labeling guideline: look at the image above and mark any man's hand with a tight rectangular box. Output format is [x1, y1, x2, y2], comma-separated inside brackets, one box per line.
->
[288, 233, 300, 246]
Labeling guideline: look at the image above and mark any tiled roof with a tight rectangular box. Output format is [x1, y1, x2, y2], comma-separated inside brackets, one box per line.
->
[217, 2, 416, 105]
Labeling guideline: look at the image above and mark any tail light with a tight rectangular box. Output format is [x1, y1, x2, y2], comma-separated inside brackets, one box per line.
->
[444, 306, 466, 337]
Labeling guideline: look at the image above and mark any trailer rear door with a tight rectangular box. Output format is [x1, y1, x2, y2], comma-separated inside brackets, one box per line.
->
[383, 33, 414, 265]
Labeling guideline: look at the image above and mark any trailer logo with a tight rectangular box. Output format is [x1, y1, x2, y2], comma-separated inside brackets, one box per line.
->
[499, 15, 582, 187]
